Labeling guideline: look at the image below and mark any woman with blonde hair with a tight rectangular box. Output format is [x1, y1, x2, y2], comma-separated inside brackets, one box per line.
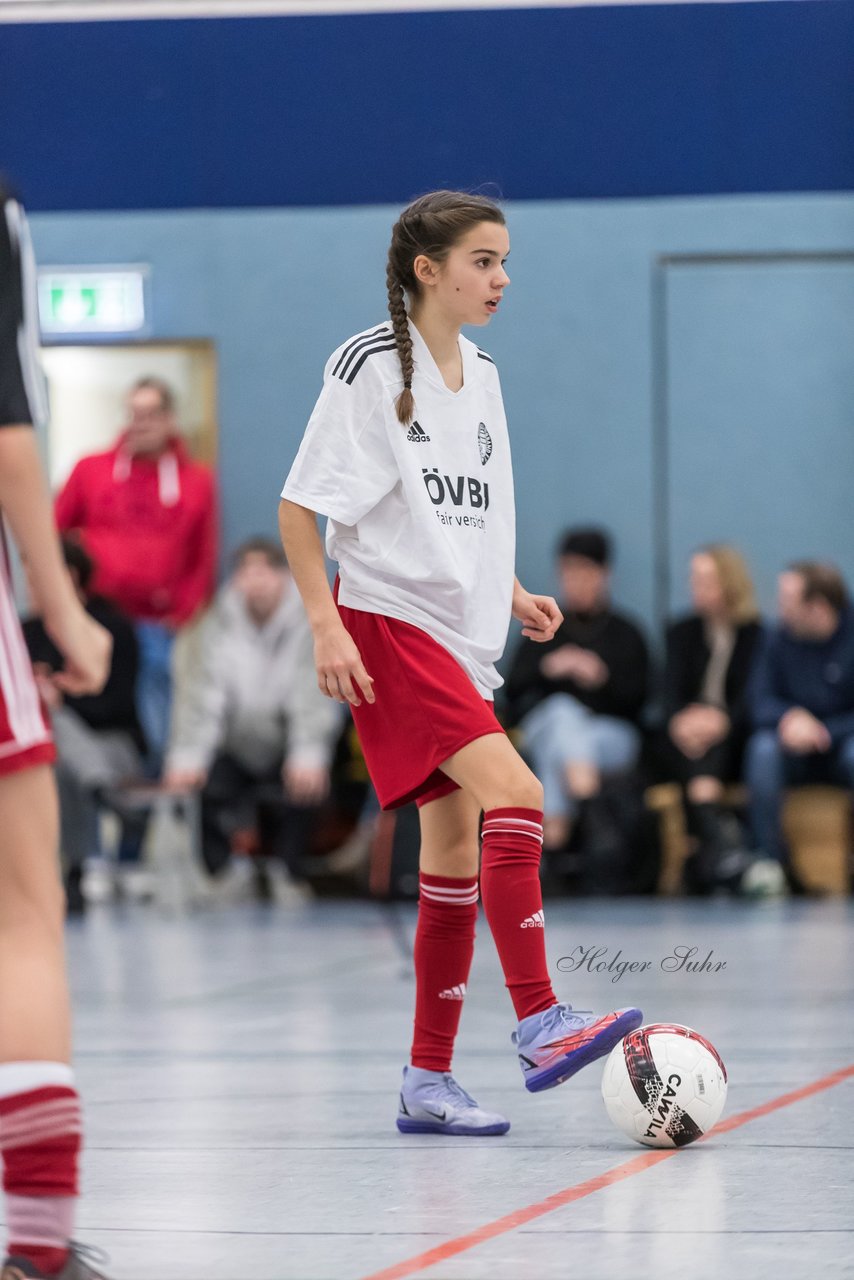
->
[661, 544, 763, 891]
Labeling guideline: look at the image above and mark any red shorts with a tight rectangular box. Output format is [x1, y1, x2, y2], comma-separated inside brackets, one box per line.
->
[335, 583, 505, 810]
[0, 539, 55, 778]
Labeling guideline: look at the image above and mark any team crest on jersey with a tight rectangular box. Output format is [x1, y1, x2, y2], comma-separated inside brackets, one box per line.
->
[477, 422, 492, 466]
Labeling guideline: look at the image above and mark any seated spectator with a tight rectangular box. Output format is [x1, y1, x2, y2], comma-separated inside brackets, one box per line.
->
[22, 539, 146, 912]
[504, 527, 649, 874]
[164, 537, 340, 890]
[659, 545, 763, 891]
[746, 562, 854, 881]
[55, 376, 217, 772]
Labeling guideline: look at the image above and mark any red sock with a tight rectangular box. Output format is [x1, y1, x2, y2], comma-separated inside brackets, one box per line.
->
[480, 807, 557, 1021]
[0, 1082, 80, 1276]
[410, 873, 479, 1072]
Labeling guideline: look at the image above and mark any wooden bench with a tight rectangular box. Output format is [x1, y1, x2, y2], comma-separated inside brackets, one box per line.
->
[646, 782, 851, 896]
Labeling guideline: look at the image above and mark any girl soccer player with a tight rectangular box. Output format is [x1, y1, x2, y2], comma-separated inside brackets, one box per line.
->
[279, 190, 642, 1136]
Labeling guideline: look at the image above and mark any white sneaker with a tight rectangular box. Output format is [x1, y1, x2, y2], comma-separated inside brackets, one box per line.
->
[396, 1066, 510, 1136]
[115, 863, 157, 902]
[200, 857, 259, 906]
[81, 858, 115, 904]
[263, 858, 313, 907]
[740, 857, 789, 898]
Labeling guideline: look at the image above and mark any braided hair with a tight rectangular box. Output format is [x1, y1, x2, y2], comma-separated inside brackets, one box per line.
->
[386, 190, 505, 425]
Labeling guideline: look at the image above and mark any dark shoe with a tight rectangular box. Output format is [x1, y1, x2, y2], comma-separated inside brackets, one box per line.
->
[687, 804, 754, 894]
[576, 795, 628, 894]
[64, 867, 85, 917]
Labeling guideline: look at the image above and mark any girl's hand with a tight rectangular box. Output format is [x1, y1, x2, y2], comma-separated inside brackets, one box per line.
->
[44, 599, 112, 697]
[314, 622, 376, 706]
[512, 584, 563, 643]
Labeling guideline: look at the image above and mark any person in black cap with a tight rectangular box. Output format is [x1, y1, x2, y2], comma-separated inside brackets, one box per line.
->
[504, 527, 649, 879]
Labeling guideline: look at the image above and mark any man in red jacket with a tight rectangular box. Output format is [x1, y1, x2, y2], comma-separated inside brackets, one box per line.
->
[55, 377, 217, 772]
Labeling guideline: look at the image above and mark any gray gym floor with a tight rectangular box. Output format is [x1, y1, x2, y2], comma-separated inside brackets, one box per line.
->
[54, 893, 854, 1280]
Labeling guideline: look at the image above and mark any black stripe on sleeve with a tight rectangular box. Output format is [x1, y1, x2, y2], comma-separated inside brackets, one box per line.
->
[332, 325, 392, 379]
[344, 339, 398, 385]
[477, 350, 495, 365]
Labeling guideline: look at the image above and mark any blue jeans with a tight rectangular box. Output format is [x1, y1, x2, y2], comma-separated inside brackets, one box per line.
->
[520, 693, 641, 819]
[135, 621, 176, 776]
[745, 728, 854, 863]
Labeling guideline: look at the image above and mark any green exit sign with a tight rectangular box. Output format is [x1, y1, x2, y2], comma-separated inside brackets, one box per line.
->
[38, 269, 147, 334]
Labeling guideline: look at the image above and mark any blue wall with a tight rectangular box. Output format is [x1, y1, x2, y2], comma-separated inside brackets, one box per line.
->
[3, 2, 854, 210]
[30, 192, 854, 649]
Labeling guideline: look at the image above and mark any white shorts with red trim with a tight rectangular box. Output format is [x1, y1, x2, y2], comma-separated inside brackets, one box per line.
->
[0, 536, 54, 778]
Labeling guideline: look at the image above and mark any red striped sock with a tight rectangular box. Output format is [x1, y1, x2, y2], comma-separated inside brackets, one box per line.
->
[410, 873, 479, 1072]
[480, 807, 557, 1021]
[0, 1067, 80, 1277]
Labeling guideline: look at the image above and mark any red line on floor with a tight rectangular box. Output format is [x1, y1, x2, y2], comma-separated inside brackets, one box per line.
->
[360, 1060, 854, 1280]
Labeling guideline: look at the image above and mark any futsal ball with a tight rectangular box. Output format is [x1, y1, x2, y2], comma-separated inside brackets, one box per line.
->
[601, 1023, 727, 1148]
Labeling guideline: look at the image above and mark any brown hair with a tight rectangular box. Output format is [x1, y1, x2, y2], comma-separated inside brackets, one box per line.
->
[696, 544, 760, 625]
[232, 536, 288, 571]
[387, 190, 505, 425]
[788, 560, 848, 614]
[131, 376, 175, 414]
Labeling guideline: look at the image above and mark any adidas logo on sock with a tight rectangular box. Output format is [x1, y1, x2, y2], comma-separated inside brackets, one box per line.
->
[438, 984, 467, 1000]
[520, 910, 545, 929]
[406, 420, 431, 443]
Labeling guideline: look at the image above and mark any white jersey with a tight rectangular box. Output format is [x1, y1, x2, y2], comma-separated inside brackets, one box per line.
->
[281, 319, 516, 698]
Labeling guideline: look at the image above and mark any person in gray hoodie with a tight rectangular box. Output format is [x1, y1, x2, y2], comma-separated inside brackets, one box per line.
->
[164, 537, 341, 879]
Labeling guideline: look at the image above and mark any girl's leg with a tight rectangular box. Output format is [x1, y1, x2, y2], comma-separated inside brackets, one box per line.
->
[0, 765, 82, 1276]
[438, 734, 556, 1020]
[411, 789, 481, 1072]
[439, 735, 642, 1093]
[397, 787, 509, 1136]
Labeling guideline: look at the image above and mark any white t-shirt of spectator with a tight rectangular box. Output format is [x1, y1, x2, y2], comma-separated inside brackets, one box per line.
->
[281, 319, 516, 698]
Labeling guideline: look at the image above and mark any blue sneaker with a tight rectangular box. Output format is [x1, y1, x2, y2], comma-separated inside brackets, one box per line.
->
[513, 1004, 643, 1093]
[396, 1065, 510, 1136]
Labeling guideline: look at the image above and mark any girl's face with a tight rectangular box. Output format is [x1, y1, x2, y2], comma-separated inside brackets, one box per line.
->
[413, 220, 510, 328]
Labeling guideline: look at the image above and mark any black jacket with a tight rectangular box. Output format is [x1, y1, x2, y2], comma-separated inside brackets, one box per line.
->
[23, 595, 146, 752]
[663, 615, 763, 735]
[750, 608, 854, 744]
[503, 607, 649, 727]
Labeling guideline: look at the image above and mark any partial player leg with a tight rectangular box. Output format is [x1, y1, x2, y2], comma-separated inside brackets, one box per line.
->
[396, 788, 508, 1137]
[0, 766, 80, 1276]
[439, 734, 642, 1093]
[412, 787, 479, 1071]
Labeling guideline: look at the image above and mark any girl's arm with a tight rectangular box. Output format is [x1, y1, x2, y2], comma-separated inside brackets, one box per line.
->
[0, 426, 110, 695]
[277, 498, 375, 706]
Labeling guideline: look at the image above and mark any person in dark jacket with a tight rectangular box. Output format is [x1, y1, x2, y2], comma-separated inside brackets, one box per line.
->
[746, 562, 854, 868]
[23, 539, 145, 908]
[504, 527, 648, 857]
[660, 545, 763, 889]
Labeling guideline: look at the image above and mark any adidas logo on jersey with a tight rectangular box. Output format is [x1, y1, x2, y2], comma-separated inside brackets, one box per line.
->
[521, 910, 545, 929]
[438, 984, 467, 1000]
[407, 420, 431, 443]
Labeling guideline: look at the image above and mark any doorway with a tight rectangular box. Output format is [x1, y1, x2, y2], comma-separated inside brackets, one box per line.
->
[40, 340, 217, 490]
